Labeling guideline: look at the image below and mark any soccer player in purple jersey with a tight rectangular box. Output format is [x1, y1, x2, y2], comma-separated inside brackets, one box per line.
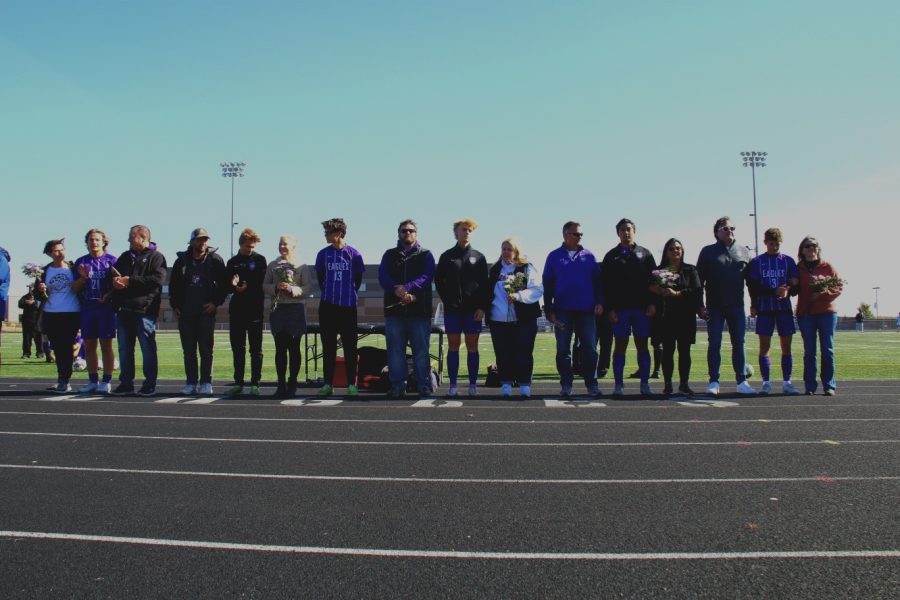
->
[315, 218, 366, 398]
[746, 228, 800, 395]
[72, 229, 118, 393]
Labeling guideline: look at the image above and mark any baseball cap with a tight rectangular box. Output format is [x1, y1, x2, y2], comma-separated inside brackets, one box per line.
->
[190, 228, 210, 241]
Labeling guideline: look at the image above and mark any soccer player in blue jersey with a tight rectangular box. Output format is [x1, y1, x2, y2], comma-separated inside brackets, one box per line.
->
[315, 218, 366, 398]
[72, 229, 118, 393]
[601, 219, 657, 396]
[747, 228, 800, 395]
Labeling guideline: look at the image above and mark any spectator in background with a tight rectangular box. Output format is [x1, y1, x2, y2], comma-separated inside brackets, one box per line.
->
[169, 228, 227, 396]
[72, 228, 118, 394]
[854, 310, 864, 332]
[18, 286, 42, 358]
[224, 228, 267, 397]
[378, 219, 436, 399]
[315, 218, 365, 398]
[110, 225, 168, 397]
[435, 219, 490, 397]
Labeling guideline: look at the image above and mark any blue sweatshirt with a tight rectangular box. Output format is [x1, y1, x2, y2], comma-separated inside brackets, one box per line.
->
[542, 245, 603, 312]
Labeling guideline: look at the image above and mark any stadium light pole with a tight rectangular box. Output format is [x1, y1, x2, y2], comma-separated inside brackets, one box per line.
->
[740, 151, 767, 257]
[220, 162, 246, 256]
[873, 286, 880, 317]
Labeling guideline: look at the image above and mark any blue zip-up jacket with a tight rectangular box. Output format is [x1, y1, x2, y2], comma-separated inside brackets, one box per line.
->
[542, 245, 603, 312]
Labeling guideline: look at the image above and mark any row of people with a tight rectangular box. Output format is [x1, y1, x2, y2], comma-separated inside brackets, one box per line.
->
[25, 216, 841, 398]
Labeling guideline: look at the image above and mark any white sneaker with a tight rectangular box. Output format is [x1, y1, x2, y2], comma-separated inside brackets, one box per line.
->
[706, 382, 720, 395]
[197, 383, 213, 395]
[79, 382, 99, 393]
[180, 384, 196, 395]
[97, 381, 112, 394]
[500, 383, 512, 397]
[782, 382, 800, 396]
[519, 385, 531, 398]
[447, 385, 459, 397]
[736, 381, 756, 394]
[759, 381, 772, 395]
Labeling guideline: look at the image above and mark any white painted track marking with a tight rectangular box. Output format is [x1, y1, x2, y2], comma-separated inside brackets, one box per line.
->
[543, 400, 607, 408]
[280, 399, 343, 406]
[412, 399, 463, 408]
[184, 397, 219, 404]
[154, 397, 193, 404]
[678, 400, 740, 408]
[1, 431, 897, 447]
[1, 464, 898, 485]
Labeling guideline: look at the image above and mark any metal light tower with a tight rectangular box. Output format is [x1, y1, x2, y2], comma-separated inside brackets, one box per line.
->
[740, 151, 767, 257]
[220, 162, 245, 256]
[873, 286, 881, 317]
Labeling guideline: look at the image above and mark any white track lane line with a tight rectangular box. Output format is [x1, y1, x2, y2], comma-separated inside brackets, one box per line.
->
[2, 464, 899, 485]
[1, 530, 897, 560]
[1, 431, 899, 447]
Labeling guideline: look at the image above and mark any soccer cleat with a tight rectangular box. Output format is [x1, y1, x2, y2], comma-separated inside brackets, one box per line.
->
[736, 381, 756, 394]
[468, 384, 478, 397]
[613, 384, 625, 397]
[759, 381, 772, 395]
[782, 382, 800, 396]
[97, 381, 112, 394]
[249, 385, 260, 397]
[706, 382, 720, 396]
[318, 384, 333, 397]
[225, 384, 243, 396]
[78, 382, 99, 393]
[559, 384, 573, 398]
[640, 382, 654, 396]
[519, 385, 531, 398]
[347, 384, 359, 397]
[137, 383, 156, 397]
[447, 385, 459, 397]
[110, 383, 135, 396]
[180, 384, 197, 395]
[500, 383, 512, 398]
[197, 383, 213, 395]
[678, 383, 695, 396]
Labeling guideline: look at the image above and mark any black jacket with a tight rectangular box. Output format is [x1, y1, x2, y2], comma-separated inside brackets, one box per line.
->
[225, 251, 268, 320]
[379, 244, 435, 319]
[435, 244, 490, 314]
[111, 247, 168, 317]
[601, 244, 657, 312]
[487, 262, 541, 322]
[169, 248, 228, 316]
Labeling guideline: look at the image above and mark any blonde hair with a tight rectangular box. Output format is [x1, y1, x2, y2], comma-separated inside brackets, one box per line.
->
[279, 234, 298, 265]
[453, 218, 478, 232]
[499, 237, 528, 267]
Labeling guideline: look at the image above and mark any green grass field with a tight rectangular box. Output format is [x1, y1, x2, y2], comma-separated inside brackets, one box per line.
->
[2, 329, 897, 383]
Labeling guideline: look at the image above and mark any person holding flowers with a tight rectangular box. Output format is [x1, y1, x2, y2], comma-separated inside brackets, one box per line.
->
[35, 239, 81, 393]
[435, 219, 490, 397]
[795, 235, 843, 395]
[264, 234, 311, 399]
[649, 238, 702, 396]
[487, 238, 543, 398]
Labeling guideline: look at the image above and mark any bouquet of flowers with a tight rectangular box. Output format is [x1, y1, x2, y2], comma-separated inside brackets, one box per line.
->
[22, 263, 44, 280]
[652, 268, 679, 289]
[502, 272, 527, 296]
[271, 265, 295, 310]
[810, 274, 845, 293]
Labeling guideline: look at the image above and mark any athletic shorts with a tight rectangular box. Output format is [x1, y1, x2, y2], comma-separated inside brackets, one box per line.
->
[612, 309, 651, 338]
[80, 305, 117, 340]
[443, 311, 483, 335]
[755, 312, 795, 337]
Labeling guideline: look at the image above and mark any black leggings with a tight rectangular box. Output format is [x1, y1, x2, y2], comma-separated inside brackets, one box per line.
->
[273, 332, 302, 384]
[662, 336, 693, 385]
[43, 312, 80, 383]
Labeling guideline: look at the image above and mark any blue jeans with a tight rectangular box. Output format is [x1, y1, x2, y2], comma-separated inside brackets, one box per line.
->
[797, 313, 838, 393]
[554, 309, 598, 387]
[385, 316, 432, 394]
[706, 306, 747, 383]
[117, 311, 158, 386]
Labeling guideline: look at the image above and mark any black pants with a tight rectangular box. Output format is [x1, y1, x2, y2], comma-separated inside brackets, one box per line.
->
[273, 333, 302, 385]
[43, 312, 80, 383]
[489, 319, 538, 385]
[178, 314, 215, 385]
[22, 321, 41, 356]
[230, 316, 263, 385]
[662, 335, 693, 385]
[319, 301, 359, 387]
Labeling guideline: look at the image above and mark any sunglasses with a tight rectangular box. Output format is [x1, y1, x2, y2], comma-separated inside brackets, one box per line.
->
[566, 231, 584, 237]
[399, 228, 417, 234]
[718, 226, 736, 232]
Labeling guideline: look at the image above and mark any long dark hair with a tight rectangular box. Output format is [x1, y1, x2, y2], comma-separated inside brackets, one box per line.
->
[659, 238, 685, 269]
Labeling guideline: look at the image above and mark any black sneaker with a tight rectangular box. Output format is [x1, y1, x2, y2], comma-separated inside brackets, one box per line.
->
[111, 383, 135, 396]
[678, 383, 695, 396]
[138, 383, 156, 397]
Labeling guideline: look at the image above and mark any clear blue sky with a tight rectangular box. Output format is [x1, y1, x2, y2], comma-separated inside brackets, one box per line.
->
[2, 0, 897, 317]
